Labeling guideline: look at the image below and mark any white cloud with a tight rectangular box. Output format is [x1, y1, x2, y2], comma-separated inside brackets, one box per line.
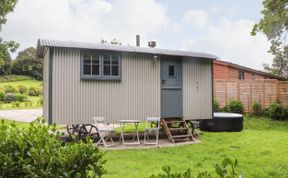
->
[1, 0, 169, 55]
[182, 9, 208, 28]
[183, 17, 273, 70]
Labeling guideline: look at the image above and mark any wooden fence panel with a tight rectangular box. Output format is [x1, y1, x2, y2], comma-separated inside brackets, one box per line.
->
[214, 80, 287, 113]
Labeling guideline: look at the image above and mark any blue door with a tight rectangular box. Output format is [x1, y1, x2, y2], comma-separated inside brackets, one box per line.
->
[161, 57, 182, 117]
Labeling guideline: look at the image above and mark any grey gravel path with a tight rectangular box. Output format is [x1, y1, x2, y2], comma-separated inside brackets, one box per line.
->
[0, 108, 43, 122]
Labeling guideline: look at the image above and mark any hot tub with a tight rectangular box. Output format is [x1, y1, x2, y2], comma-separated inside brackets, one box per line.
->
[199, 112, 243, 132]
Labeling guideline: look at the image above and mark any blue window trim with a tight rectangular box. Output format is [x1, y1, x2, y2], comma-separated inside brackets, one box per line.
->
[80, 51, 122, 81]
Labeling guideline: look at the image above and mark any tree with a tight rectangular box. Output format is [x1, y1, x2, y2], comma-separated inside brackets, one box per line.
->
[252, 0, 288, 78]
[0, 0, 19, 69]
[12, 47, 43, 80]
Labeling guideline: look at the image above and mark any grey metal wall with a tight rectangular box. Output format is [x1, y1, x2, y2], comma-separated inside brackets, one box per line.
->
[182, 58, 213, 120]
[43, 48, 49, 120]
[50, 48, 161, 124]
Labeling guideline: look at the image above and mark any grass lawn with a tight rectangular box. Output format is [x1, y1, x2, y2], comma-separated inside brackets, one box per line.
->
[1, 118, 31, 129]
[103, 117, 288, 178]
[0, 79, 42, 109]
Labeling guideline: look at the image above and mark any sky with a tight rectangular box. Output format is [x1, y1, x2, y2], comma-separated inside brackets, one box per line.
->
[1, 0, 272, 70]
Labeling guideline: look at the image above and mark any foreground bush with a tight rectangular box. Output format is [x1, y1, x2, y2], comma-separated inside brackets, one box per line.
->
[15, 94, 28, 102]
[222, 100, 244, 114]
[268, 101, 288, 121]
[150, 158, 239, 178]
[0, 118, 106, 177]
[4, 85, 16, 94]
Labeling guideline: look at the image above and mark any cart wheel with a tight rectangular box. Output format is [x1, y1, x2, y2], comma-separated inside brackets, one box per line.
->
[77, 124, 99, 142]
[67, 124, 79, 135]
[185, 121, 195, 135]
[85, 124, 100, 142]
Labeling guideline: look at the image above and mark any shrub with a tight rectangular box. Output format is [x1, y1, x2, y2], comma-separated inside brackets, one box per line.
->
[268, 101, 288, 121]
[150, 158, 239, 178]
[214, 98, 220, 112]
[0, 118, 106, 177]
[15, 94, 28, 102]
[28, 87, 40, 96]
[0, 92, 4, 101]
[252, 101, 262, 116]
[14, 102, 20, 107]
[17, 85, 27, 94]
[3, 93, 16, 103]
[0, 102, 3, 108]
[222, 100, 244, 114]
[0, 75, 32, 82]
[4, 85, 16, 94]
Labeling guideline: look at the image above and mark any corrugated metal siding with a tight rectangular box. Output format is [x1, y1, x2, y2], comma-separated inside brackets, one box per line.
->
[183, 58, 213, 120]
[51, 48, 160, 124]
[43, 49, 49, 121]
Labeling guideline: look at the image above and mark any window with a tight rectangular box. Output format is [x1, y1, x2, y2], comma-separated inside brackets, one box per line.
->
[238, 71, 244, 80]
[168, 65, 175, 77]
[81, 52, 121, 80]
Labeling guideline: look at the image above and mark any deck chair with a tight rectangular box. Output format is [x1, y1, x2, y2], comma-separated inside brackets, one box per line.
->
[93, 117, 115, 148]
[143, 117, 161, 145]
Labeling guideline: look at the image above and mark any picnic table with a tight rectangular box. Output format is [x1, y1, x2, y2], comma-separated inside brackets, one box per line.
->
[119, 120, 140, 146]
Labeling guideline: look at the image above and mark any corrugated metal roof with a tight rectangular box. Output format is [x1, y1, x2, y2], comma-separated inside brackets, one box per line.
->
[36, 39, 218, 60]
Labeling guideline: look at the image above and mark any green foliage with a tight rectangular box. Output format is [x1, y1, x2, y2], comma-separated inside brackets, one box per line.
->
[222, 100, 244, 114]
[0, 75, 32, 82]
[0, 118, 106, 177]
[0, 0, 18, 30]
[252, 0, 288, 78]
[268, 101, 288, 120]
[28, 86, 40, 96]
[14, 101, 20, 107]
[150, 158, 239, 178]
[12, 47, 43, 80]
[3, 85, 16, 93]
[215, 158, 238, 178]
[214, 98, 220, 112]
[0, 91, 4, 101]
[17, 85, 27, 94]
[0, 0, 19, 72]
[3, 92, 15, 103]
[15, 94, 27, 102]
[252, 101, 262, 116]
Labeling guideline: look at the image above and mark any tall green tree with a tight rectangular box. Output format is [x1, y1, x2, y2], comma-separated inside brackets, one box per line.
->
[12, 47, 43, 80]
[0, 0, 19, 69]
[252, 0, 288, 78]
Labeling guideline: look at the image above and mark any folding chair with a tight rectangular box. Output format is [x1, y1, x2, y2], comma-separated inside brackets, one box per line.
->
[143, 117, 161, 145]
[93, 117, 115, 148]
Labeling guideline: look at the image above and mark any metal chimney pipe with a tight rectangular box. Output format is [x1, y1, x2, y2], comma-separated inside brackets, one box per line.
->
[136, 35, 140, 46]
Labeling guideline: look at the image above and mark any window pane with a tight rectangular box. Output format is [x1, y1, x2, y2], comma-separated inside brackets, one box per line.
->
[84, 59, 91, 64]
[83, 64, 91, 75]
[169, 65, 175, 77]
[92, 54, 98, 60]
[92, 59, 99, 64]
[104, 66, 111, 76]
[92, 65, 99, 75]
[112, 66, 118, 76]
[83, 54, 90, 60]
[103, 54, 110, 64]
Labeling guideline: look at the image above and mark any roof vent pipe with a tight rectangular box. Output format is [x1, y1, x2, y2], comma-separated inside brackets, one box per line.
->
[136, 35, 140, 47]
[148, 41, 156, 48]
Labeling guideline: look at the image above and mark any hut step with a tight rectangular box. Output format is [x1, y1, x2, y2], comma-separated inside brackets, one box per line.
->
[161, 117, 195, 144]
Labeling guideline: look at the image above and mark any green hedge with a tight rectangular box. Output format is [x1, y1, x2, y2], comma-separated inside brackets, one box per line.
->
[0, 75, 33, 83]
